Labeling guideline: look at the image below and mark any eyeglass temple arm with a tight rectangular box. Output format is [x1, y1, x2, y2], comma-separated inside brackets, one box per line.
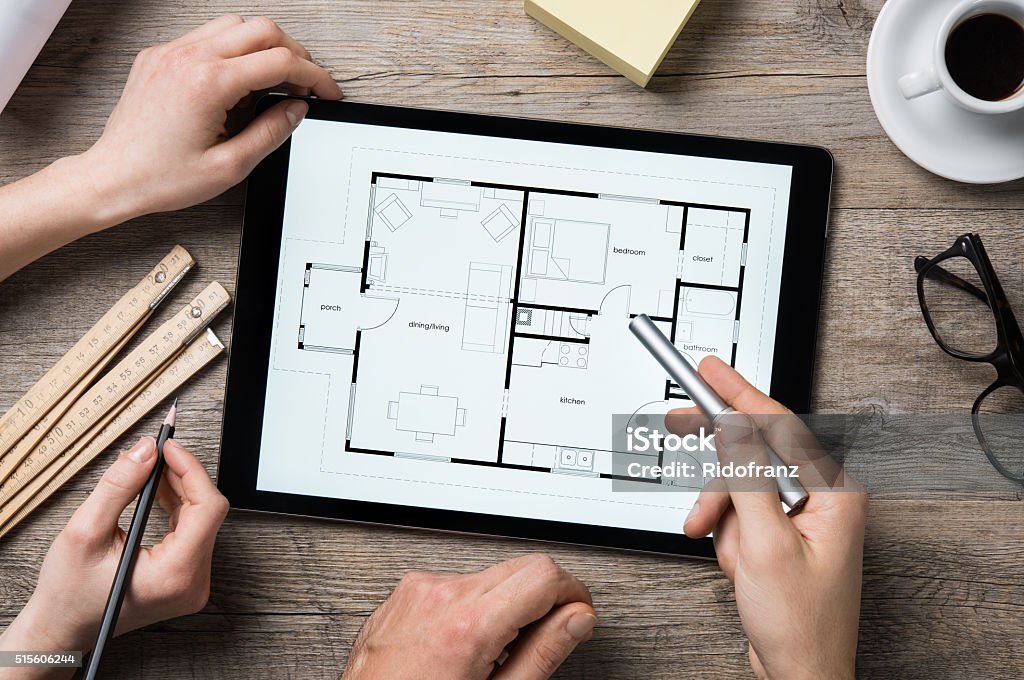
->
[914, 255, 991, 306]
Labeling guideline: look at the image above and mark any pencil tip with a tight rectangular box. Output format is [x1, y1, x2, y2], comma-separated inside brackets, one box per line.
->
[164, 398, 177, 427]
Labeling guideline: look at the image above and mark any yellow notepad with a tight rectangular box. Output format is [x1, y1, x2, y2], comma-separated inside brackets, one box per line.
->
[525, 0, 702, 87]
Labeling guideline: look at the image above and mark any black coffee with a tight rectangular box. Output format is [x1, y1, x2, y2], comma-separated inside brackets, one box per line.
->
[945, 13, 1024, 101]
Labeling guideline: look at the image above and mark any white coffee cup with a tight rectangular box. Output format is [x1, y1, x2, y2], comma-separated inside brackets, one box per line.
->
[898, 0, 1024, 114]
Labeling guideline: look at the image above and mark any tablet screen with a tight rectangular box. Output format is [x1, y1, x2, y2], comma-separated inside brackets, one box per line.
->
[252, 116, 794, 536]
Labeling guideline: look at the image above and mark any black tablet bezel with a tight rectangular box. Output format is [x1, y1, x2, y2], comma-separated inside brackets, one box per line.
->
[217, 95, 832, 558]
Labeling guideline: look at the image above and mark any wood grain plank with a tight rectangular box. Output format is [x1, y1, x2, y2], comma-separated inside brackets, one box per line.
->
[2, 0, 1024, 209]
[2, 1, 1024, 678]
[1, 501, 1020, 678]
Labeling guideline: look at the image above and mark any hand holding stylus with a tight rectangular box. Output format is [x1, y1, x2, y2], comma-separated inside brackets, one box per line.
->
[668, 356, 868, 680]
[0, 437, 228, 671]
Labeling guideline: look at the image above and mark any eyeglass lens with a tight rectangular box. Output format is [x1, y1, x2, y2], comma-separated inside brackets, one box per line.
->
[922, 255, 998, 357]
[974, 384, 1024, 480]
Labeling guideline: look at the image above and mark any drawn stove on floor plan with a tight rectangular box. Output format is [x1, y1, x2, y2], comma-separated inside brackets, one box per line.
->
[294, 172, 751, 487]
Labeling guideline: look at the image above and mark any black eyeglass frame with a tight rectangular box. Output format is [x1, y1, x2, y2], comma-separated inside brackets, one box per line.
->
[915, 232, 1024, 484]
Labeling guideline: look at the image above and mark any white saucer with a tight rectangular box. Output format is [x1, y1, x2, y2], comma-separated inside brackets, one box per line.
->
[867, 0, 1024, 184]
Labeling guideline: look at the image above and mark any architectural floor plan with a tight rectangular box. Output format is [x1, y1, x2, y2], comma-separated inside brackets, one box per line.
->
[255, 118, 792, 534]
[293, 173, 749, 481]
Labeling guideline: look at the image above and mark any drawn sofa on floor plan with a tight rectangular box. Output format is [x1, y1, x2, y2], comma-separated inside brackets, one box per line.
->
[293, 173, 750, 486]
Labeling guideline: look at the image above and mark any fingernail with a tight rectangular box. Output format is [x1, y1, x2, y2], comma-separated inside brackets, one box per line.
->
[566, 612, 596, 640]
[126, 437, 155, 464]
[285, 100, 308, 127]
[684, 501, 700, 529]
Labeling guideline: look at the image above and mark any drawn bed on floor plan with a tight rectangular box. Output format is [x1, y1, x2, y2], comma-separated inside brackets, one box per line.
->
[288, 172, 754, 486]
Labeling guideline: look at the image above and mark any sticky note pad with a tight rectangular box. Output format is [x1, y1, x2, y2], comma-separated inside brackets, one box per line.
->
[525, 0, 701, 87]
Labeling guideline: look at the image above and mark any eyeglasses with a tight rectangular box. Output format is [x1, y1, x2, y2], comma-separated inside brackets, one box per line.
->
[915, 233, 1024, 485]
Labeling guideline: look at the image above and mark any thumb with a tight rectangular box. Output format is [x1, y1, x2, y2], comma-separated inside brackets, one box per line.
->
[215, 99, 307, 180]
[493, 602, 596, 680]
[69, 437, 157, 540]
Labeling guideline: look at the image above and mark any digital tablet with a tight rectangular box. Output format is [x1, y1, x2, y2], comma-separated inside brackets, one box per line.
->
[217, 96, 832, 557]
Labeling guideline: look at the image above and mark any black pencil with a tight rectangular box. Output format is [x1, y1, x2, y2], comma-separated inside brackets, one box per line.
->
[83, 398, 177, 679]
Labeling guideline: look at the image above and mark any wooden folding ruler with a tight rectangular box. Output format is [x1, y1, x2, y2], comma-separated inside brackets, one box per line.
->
[0, 246, 193, 457]
[0, 328, 226, 538]
[0, 281, 231, 505]
[0, 244, 232, 534]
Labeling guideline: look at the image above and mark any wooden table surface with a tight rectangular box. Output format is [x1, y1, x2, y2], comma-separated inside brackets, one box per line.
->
[2, 1, 1023, 677]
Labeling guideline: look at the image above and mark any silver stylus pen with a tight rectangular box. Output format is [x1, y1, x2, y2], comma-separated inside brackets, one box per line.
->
[629, 314, 809, 514]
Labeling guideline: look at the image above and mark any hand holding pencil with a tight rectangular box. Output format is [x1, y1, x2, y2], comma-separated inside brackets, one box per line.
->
[0, 433, 228, 660]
